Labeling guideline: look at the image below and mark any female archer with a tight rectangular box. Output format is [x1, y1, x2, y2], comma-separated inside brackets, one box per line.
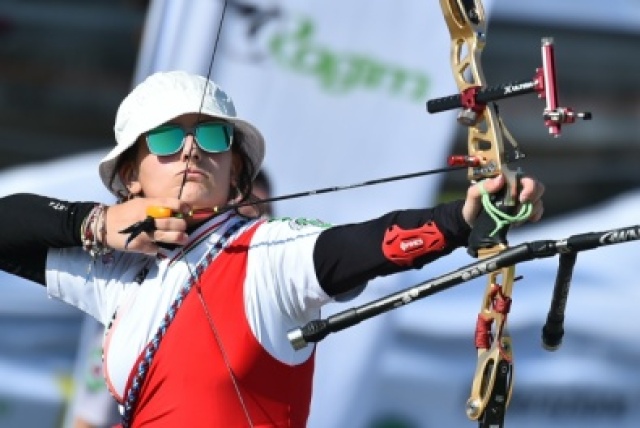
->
[0, 70, 543, 427]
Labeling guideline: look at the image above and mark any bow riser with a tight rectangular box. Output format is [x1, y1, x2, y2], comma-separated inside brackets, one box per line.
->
[442, 0, 519, 202]
[439, 1, 518, 426]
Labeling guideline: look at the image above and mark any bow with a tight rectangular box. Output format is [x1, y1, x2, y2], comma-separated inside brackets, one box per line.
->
[429, 1, 589, 426]
[436, 2, 520, 425]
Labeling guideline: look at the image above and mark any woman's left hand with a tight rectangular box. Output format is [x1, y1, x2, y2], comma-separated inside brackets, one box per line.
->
[462, 174, 545, 227]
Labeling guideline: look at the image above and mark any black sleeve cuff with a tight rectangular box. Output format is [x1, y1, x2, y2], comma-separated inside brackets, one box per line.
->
[0, 193, 96, 284]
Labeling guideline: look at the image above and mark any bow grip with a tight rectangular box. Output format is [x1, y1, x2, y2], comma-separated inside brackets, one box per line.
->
[467, 173, 521, 258]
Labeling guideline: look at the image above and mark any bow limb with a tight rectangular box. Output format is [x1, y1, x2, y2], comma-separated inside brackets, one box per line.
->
[439, 1, 520, 426]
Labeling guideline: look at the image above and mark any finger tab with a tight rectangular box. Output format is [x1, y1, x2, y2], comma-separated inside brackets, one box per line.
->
[146, 206, 173, 218]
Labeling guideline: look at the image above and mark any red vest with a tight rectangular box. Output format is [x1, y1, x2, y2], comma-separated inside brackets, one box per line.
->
[125, 224, 315, 427]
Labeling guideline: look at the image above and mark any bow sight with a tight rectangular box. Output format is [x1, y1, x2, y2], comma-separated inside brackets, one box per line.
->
[427, 37, 592, 138]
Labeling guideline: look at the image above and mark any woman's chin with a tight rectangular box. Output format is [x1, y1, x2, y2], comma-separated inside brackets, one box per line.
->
[180, 192, 223, 211]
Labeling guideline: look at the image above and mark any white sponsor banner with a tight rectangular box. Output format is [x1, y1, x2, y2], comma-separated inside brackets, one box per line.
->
[135, 0, 462, 223]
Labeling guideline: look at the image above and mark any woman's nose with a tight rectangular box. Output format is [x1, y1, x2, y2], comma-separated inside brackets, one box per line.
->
[181, 134, 201, 160]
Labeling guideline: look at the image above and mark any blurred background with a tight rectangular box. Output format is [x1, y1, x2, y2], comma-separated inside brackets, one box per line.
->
[0, 0, 639, 427]
[1, 1, 638, 215]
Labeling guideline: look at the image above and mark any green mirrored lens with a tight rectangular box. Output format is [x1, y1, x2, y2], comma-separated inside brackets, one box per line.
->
[195, 123, 232, 153]
[146, 126, 185, 155]
[146, 123, 232, 156]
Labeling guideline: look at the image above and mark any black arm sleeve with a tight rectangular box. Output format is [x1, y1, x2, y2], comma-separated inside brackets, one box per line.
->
[0, 193, 96, 285]
[313, 200, 470, 297]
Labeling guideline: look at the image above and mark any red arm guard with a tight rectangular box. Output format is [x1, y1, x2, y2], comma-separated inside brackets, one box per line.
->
[382, 222, 446, 267]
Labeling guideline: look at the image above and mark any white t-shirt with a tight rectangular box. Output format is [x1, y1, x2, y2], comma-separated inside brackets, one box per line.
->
[46, 212, 333, 400]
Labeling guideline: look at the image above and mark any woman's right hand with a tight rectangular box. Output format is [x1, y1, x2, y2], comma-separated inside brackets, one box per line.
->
[103, 198, 192, 254]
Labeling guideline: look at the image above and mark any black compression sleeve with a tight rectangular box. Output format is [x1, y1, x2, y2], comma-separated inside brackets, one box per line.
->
[313, 200, 470, 297]
[0, 193, 96, 285]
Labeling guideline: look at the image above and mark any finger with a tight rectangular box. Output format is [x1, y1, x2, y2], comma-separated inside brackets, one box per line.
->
[120, 231, 159, 255]
[518, 177, 545, 203]
[517, 178, 535, 203]
[467, 175, 504, 202]
[512, 199, 544, 226]
[479, 175, 505, 195]
[528, 200, 544, 222]
[151, 217, 189, 245]
[152, 230, 189, 246]
[153, 217, 189, 233]
[533, 180, 546, 201]
[462, 175, 505, 226]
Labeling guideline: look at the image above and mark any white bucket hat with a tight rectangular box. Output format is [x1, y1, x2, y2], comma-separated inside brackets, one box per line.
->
[98, 70, 265, 196]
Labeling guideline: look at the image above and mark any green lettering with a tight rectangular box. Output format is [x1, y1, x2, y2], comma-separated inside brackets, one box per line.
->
[269, 16, 431, 102]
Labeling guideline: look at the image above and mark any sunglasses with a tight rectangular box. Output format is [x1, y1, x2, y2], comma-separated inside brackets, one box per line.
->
[145, 122, 234, 156]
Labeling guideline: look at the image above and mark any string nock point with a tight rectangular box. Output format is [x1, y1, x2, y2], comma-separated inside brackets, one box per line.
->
[448, 155, 481, 167]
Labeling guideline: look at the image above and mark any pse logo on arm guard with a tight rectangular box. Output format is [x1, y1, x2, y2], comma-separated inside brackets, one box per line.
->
[382, 222, 446, 266]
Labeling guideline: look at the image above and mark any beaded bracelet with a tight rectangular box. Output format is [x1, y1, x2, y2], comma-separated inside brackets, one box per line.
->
[81, 204, 114, 259]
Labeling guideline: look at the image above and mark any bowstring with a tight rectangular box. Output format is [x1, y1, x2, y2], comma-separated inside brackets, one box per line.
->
[177, 0, 229, 200]
[171, 1, 255, 426]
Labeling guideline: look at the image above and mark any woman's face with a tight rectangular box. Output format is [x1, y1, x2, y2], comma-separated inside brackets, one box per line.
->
[123, 113, 239, 211]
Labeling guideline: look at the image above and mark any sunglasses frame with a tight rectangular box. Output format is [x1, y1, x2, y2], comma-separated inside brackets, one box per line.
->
[145, 121, 234, 157]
